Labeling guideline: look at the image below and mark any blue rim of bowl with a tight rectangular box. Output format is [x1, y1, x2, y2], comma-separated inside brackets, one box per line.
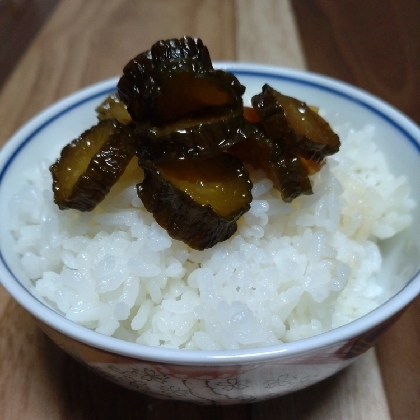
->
[1, 62, 420, 365]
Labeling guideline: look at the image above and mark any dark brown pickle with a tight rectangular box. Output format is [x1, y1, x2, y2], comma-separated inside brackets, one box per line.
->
[300, 157, 325, 175]
[272, 152, 313, 202]
[137, 106, 249, 162]
[154, 69, 244, 126]
[227, 124, 313, 202]
[243, 106, 261, 123]
[117, 37, 245, 125]
[137, 153, 253, 250]
[212, 69, 246, 102]
[50, 119, 138, 211]
[96, 93, 132, 124]
[241, 106, 325, 176]
[252, 84, 340, 162]
[228, 124, 278, 182]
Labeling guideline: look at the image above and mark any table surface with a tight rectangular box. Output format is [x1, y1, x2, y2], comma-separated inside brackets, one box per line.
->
[0, 1, 419, 419]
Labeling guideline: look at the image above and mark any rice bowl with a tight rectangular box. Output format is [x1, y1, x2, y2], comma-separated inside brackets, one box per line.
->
[8, 122, 414, 350]
[1, 63, 420, 403]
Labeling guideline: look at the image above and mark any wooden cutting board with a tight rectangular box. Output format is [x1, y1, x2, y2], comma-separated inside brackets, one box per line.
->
[0, 1, 419, 418]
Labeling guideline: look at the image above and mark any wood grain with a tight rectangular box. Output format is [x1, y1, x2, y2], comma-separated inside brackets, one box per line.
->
[0, 300, 64, 419]
[376, 302, 420, 420]
[0, 0, 60, 91]
[235, 0, 306, 68]
[292, 0, 420, 124]
[0, 0, 236, 145]
[293, 2, 420, 419]
[0, 0, 419, 419]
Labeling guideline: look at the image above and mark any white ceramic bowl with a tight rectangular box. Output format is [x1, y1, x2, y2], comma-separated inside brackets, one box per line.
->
[1, 63, 420, 404]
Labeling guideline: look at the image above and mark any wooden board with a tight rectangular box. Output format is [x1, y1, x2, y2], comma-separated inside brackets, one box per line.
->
[0, 0, 419, 418]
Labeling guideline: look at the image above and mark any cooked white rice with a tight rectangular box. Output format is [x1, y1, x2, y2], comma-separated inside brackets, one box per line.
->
[9, 124, 415, 350]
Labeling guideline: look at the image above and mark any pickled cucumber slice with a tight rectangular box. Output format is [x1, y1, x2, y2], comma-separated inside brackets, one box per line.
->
[227, 124, 312, 202]
[273, 152, 313, 201]
[137, 153, 252, 249]
[50, 119, 138, 211]
[152, 68, 244, 126]
[117, 37, 245, 125]
[243, 105, 261, 123]
[241, 105, 325, 176]
[96, 93, 132, 124]
[252, 85, 340, 161]
[138, 107, 249, 162]
[300, 157, 325, 175]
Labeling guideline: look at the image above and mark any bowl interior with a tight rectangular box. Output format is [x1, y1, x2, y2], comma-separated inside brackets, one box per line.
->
[1, 63, 420, 363]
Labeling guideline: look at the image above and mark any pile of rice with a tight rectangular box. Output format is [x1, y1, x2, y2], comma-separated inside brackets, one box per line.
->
[9, 124, 415, 350]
